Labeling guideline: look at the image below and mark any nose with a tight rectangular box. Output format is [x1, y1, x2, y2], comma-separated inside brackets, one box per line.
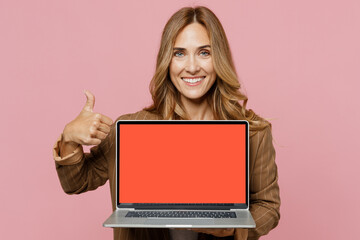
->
[184, 55, 200, 74]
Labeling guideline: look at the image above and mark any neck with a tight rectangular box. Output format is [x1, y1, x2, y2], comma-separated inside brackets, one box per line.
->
[181, 95, 214, 120]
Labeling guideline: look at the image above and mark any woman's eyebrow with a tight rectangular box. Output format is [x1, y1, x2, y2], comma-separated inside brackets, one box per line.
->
[173, 45, 211, 51]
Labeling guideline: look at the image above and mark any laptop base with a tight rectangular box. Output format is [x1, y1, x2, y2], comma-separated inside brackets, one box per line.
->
[103, 209, 255, 228]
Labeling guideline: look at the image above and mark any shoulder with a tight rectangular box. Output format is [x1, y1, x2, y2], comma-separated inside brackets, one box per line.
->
[248, 120, 275, 173]
[115, 110, 163, 121]
[248, 111, 273, 146]
[249, 124, 273, 148]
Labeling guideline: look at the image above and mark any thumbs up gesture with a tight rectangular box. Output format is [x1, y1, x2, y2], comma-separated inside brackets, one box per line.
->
[62, 90, 114, 146]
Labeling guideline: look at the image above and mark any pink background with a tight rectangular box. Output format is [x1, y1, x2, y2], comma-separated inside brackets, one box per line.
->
[1, 0, 359, 239]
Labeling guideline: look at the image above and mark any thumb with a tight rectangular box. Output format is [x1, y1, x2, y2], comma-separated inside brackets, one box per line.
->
[83, 90, 95, 112]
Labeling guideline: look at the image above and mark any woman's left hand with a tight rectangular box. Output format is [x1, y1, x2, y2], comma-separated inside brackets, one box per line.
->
[190, 228, 235, 237]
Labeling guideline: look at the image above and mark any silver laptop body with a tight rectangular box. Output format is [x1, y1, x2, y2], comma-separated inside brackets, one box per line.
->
[103, 120, 255, 228]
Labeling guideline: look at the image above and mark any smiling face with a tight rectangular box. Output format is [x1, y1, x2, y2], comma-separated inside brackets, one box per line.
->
[169, 23, 217, 103]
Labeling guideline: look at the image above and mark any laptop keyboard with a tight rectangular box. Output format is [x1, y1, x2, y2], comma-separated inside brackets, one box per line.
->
[125, 211, 236, 218]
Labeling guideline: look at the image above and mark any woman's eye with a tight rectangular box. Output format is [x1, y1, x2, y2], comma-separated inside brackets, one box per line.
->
[200, 51, 210, 56]
[174, 51, 184, 57]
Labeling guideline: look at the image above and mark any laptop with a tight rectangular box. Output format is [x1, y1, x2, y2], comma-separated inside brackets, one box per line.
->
[103, 120, 255, 228]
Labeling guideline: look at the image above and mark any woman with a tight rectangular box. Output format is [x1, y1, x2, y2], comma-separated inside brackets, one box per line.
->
[54, 6, 280, 240]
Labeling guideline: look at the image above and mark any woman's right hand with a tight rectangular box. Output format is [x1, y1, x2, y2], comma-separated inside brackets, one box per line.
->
[62, 90, 114, 147]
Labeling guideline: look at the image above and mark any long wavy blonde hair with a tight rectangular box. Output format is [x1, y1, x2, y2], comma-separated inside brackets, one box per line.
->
[144, 6, 269, 131]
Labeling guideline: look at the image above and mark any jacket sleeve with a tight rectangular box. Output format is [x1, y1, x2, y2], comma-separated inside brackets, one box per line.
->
[53, 122, 116, 194]
[247, 126, 280, 239]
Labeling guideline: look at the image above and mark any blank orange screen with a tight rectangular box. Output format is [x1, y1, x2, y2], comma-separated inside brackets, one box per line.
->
[119, 124, 246, 203]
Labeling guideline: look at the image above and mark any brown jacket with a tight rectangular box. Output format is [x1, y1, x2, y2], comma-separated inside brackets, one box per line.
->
[53, 110, 280, 240]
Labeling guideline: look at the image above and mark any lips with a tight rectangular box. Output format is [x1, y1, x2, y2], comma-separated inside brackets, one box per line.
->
[181, 76, 205, 85]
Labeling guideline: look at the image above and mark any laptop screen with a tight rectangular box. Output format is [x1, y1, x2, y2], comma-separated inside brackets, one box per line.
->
[117, 121, 248, 207]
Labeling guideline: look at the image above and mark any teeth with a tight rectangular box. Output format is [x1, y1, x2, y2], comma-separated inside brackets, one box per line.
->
[181, 77, 204, 83]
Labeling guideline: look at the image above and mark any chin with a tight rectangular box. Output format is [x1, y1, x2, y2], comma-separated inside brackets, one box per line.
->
[180, 91, 208, 101]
